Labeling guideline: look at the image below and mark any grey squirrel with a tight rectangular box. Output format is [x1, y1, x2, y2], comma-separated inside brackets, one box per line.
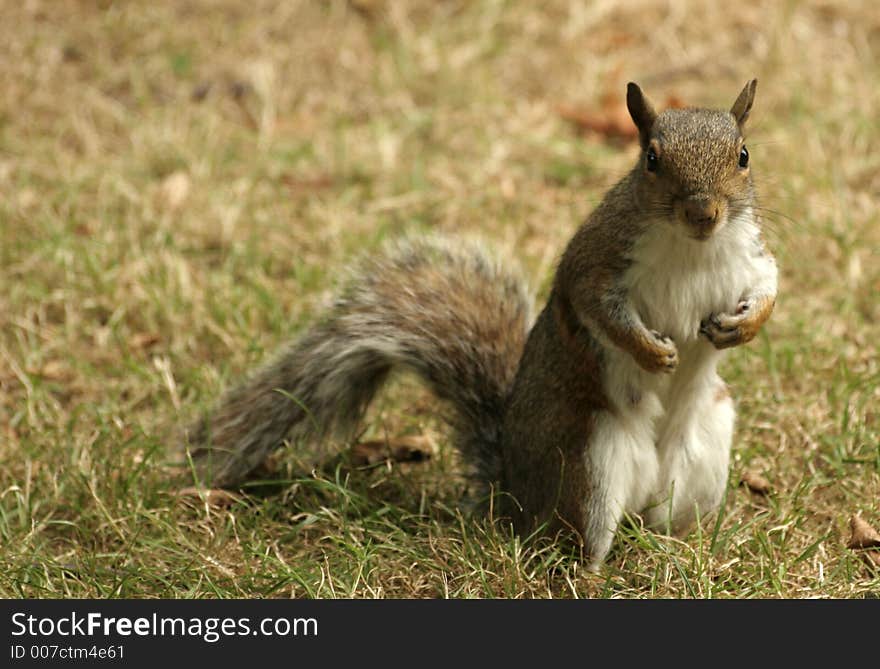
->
[184, 80, 778, 569]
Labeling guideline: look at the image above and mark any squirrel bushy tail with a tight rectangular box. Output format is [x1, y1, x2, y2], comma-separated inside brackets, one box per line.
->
[186, 237, 534, 492]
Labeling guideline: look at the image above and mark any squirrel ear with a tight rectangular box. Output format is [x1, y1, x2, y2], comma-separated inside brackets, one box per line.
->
[731, 79, 758, 129]
[626, 82, 657, 149]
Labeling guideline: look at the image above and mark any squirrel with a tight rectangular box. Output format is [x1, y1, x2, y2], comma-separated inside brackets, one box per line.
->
[184, 79, 778, 570]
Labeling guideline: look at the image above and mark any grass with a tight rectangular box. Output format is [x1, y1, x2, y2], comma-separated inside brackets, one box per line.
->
[1, 0, 878, 598]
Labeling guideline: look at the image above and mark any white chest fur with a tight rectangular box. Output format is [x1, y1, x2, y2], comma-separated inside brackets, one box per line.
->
[623, 210, 762, 343]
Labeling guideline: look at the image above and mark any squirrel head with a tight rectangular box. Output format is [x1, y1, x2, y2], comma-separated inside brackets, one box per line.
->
[626, 79, 758, 241]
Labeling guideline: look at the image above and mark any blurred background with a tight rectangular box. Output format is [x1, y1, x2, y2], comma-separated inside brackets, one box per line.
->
[0, 1, 877, 597]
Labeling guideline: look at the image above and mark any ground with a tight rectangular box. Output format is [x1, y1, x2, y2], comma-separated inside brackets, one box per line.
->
[1, 0, 878, 597]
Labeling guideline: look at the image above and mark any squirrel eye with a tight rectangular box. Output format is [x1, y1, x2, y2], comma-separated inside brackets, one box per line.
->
[646, 147, 659, 172]
[738, 145, 749, 168]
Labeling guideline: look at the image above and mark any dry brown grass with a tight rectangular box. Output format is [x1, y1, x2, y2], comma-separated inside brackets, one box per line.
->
[1, 0, 878, 598]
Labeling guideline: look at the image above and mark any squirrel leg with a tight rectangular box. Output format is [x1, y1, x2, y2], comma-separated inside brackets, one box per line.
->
[596, 305, 680, 374]
[701, 239, 778, 350]
[700, 294, 775, 349]
[644, 346, 734, 533]
[583, 407, 661, 569]
[565, 282, 679, 375]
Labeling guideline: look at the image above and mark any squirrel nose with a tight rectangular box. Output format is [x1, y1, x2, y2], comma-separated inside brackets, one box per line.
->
[683, 199, 718, 228]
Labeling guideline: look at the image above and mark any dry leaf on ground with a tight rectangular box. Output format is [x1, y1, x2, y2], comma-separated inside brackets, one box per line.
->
[846, 515, 880, 569]
[281, 174, 335, 195]
[740, 470, 771, 495]
[558, 102, 637, 142]
[846, 515, 880, 549]
[27, 360, 71, 382]
[559, 95, 687, 143]
[129, 332, 161, 351]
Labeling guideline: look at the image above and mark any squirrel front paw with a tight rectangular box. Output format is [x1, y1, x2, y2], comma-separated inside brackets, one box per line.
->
[700, 296, 773, 349]
[634, 330, 679, 373]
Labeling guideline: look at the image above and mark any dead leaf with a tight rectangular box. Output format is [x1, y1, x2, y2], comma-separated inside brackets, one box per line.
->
[129, 332, 161, 351]
[846, 515, 880, 549]
[350, 435, 435, 467]
[176, 487, 242, 508]
[73, 220, 96, 236]
[558, 93, 687, 144]
[28, 360, 71, 382]
[740, 470, 771, 495]
[281, 174, 335, 195]
[40, 360, 68, 380]
[348, 0, 385, 19]
[558, 102, 637, 142]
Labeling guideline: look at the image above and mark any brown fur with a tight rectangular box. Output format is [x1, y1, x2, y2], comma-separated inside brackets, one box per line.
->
[550, 174, 681, 376]
[499, 290, 607, 545]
